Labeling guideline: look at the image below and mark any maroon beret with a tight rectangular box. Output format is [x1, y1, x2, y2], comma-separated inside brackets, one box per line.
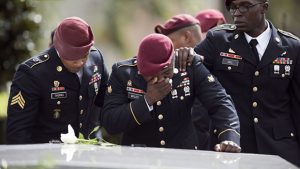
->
[154, 14, 200, 35]
[195, 9, 227, 33]
[54, 17, 94, 60]
[137, 34, 174, 76]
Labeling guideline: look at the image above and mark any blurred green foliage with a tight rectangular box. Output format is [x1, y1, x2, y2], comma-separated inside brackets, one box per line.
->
[0, 0, 41, 86]
[0, 92, 8, 118]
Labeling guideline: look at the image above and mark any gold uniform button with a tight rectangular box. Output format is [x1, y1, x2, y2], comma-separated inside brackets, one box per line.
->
[159, 127, 164, 132]
[252, 102, 257, 108]
[291, 133, 294, 137]
[253, 87, 258, 92]
[180, 96, 184, 100]
[254, 118, 259, 123]
[157, 101, 162, 106]
[79, 95, 83, 101]
[80, 109, 84, 115]
[255, 71, 259, 76]
[227, 66, 232, 70]
[79, 123, 82, 128]
[173, 68, 179, 74]
[56, 66, 62, 72]
[160, 140, 165, 146]
[44, 54, 48, 58]
[158, 114, 163, 120]
[57, 101, 61, 105]
[213, 129, 217, 134]
[281, 74, 285, 78]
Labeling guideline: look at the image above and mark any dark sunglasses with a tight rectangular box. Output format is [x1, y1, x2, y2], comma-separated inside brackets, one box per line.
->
[229, 2, 265, 14]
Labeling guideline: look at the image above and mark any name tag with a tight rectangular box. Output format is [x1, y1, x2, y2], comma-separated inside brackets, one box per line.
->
[51, 92, 67, 99]
[128, 92, 143, 100]
[222, 58, 239, 66]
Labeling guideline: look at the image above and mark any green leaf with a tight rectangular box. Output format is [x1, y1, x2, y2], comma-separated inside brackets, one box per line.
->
[78, 132, 84, 139]
[88, 126, 100, 139]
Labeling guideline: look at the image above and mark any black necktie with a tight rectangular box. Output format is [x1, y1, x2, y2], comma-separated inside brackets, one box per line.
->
[249, 39, 259, 63]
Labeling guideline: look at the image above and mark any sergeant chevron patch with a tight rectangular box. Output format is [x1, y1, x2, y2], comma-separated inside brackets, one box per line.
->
[10, 91, 25, 109]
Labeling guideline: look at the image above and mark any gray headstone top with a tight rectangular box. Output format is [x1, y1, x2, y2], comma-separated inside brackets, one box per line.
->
[0, 144, 297, 169]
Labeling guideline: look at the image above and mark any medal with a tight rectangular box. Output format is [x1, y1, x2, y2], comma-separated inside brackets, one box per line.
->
[274, 65, 280, 74]
[171, 89, 178, 99]
[284, 65, 290, 75]
[184, 86, 190, 96]
[94, 83, 98, 94]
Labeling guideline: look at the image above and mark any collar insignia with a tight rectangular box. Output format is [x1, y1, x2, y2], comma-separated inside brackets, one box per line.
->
[208, 75, 215, 83]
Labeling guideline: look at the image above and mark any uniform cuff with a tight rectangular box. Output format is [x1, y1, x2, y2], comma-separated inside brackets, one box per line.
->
[218, 129, 240, 145]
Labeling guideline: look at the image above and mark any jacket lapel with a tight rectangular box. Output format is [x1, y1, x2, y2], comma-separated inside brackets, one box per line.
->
[229, 31, 258, 66]
[257, 22, 286, 70]
[82, 65, 91, 91]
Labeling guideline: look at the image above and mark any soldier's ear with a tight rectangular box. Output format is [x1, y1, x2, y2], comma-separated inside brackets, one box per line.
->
[261, 1, 269, 14]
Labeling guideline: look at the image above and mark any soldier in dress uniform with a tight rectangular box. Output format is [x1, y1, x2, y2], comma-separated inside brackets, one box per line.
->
[101, 33, 241, 152]
[178, 0, 300, 166]
[6, 17, 109, 144]
[154, 14, 211, 150]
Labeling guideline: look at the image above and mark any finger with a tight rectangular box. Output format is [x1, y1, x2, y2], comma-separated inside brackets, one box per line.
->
[219, 141, 229, 152]
[224, 144, 233, 152]
[214, 144, 221, 152]
[159, 79, 172, 90]
[187, 48, 194, 66]
[181, 48, 188, 71]
[155, 78, 169, 87]
[149, 77, 158, 84]
[162, 84, 172, 94]
[232, 143, 241, 153]
[177, 48, 184, 71]
[175, 49, 179, 69]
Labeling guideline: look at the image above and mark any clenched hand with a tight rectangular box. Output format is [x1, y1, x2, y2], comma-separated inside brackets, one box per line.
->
[144, 77, 172, 106]
[214, 140, 241, 153]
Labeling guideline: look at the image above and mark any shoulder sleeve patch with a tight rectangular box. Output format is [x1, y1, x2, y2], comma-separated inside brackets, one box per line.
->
[117, 58, 137, 68]
[278, 29, 300, 41]
[24, 54, 50, 68]
[211, 24, 236, 31]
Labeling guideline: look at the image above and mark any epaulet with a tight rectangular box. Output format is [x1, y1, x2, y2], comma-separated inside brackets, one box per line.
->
[24, 54, 50, 68]
[278, 29, 300, 41]
[117, 57, 137, 68]
[211, 24, 236, 31]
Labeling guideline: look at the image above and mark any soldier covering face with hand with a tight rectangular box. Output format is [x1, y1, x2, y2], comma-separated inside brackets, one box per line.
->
[101, 33, 241, 152]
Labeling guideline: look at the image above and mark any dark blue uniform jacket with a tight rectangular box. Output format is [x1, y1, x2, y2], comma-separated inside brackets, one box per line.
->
[102, 56, 240, 149]
[7, 46, 108, 144]
[195, 21, 300, 166]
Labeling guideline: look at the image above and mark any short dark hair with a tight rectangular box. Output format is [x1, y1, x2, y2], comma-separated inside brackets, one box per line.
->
[49, 29, 56, 46]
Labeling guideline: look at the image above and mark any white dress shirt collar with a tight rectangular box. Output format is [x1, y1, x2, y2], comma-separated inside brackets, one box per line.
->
[244, 21, 272, 60]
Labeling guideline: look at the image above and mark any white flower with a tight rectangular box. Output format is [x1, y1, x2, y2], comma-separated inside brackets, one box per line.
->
[60, 124, 78, 144]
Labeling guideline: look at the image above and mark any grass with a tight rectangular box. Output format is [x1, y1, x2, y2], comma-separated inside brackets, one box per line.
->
[0, 91, 8, 118]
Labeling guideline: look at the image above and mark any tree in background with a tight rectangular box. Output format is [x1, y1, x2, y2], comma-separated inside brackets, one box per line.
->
[0, 0, 41, 89]
[0, 0, 41, 143]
